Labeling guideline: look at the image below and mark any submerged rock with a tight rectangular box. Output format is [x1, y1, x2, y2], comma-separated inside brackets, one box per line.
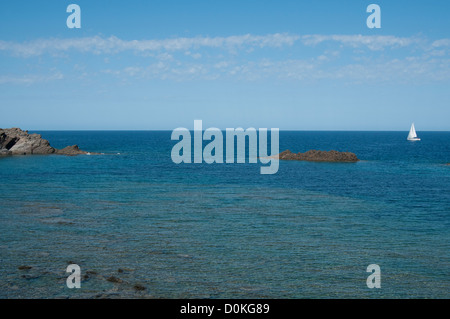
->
[0, 128, 91, 156]
[133, 283, 146, 291]
[278, 149, 359, 162]
[18, 265, 33, 270]
[106, 276, 123, 284]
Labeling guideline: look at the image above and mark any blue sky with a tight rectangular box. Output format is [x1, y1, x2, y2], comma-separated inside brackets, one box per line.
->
[0, 0, 449, 130]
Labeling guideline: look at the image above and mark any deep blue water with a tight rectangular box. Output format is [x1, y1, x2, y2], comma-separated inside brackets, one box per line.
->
[0, 131, 449, 298]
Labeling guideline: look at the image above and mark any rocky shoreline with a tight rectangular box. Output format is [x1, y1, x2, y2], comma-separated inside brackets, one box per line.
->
[278, 149, 359, 162]
[0, 128, 90, 156]
[1, 127, 360, 162]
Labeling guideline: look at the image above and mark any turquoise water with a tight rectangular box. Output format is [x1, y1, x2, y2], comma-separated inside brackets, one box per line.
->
[0, 131, 449, 298]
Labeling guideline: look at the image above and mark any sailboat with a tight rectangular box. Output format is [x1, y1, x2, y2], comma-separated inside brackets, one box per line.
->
[407, 123, 421, 141]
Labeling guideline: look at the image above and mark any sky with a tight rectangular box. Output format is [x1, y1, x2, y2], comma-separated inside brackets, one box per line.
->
[0, 0, 449, 130]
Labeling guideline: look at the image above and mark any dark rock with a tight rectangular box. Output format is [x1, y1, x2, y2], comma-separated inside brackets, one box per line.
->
[278, 149, 359, 162]
[56, 145, 88, 156]
[106, 276, 123, 283]
[133, 283, 146, 291]
[83, 270, 98, 280]
[18, 265, 33, 270]
[278, 150, 300, 160]
[21, 274, 40, 280]
[0, 128, 92, 156]
[94, 292, 121, 299]
[117, 268, 134, 273]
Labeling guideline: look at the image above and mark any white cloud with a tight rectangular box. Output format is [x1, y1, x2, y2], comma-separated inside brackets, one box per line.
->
[0, 33, 299, 57]
[432, 39, 450, 48]
[1, 33, 448, 85]
[0, 72, 63, 85]
[302, 34, 419, 50]
[0, 34, 440, 58]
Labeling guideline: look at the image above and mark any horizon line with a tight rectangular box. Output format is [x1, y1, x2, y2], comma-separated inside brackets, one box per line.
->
[19, 129, 450, 132]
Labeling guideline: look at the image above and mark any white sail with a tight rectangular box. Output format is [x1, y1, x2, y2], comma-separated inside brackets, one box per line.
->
[408, 123, 417, 139]
[407, 123, 420, 141]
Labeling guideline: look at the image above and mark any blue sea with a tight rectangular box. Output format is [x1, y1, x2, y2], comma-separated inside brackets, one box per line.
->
[0, 131, 449, 298]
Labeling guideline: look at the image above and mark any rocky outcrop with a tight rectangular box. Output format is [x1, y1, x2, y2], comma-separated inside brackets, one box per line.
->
[0, 128, 89, 156]
[0, 128, 55, 155]
[278, 149, 359, 162]
[56, 145, 89, 156]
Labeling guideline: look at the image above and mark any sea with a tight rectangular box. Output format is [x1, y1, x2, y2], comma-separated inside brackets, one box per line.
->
[0, 131, 449, 298]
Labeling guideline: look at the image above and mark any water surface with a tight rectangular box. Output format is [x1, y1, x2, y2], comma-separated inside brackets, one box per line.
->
[0, 131, 449, 298]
